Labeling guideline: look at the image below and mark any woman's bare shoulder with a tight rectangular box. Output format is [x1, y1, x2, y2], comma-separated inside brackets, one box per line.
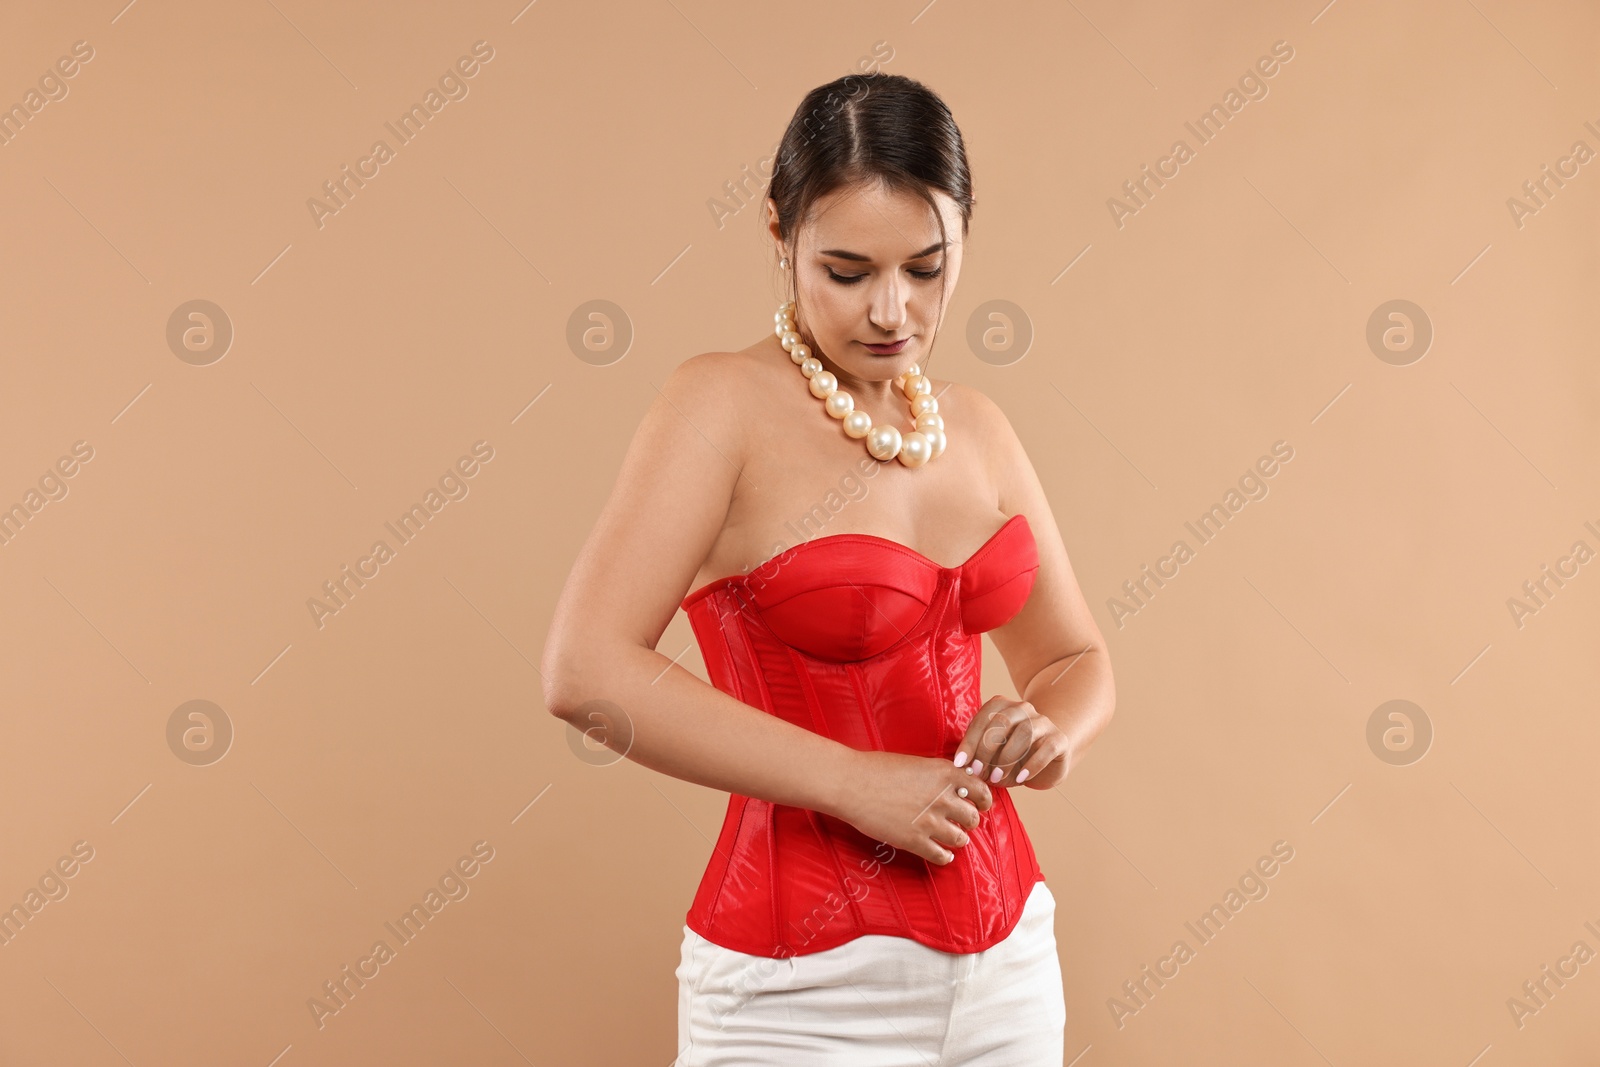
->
[926, 377, 1010, 439]
[660, 348, 783, 461]
[925, 377, 1031, 502]
[670, 347, 779, 398]
[661, 349, 763, 420]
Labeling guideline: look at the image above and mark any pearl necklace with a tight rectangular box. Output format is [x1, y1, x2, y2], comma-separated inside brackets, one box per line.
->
[774, 300, 948, 468]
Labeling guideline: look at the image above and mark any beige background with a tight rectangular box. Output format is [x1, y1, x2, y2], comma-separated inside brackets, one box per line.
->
[1, 0, 1596, 1063]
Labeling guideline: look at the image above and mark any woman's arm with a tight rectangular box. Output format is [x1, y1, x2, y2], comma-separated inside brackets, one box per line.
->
[542, 355, 995, 864]
[540, 352, 863, 816]
[963, 384, 1117, 780]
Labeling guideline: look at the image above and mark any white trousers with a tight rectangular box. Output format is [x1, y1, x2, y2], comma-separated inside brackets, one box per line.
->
[675, 880, 1065, 1066]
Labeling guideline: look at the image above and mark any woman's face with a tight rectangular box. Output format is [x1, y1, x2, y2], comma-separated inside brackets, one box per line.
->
[767, 181, 965, 396]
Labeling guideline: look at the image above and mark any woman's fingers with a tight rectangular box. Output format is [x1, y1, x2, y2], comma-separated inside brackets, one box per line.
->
[921, 794, 982, 861]
[952, 696, 1012, 774]
[930, 820, 970, 851]
[947, 768, 993, 811]
[985, 716, 1041, 785]
[907, 757, 1003, 864]
[955, 698, 1034, 779]
[1013, 732, 1073, 787]
[919, 821, 960, 864]
[944, 797, 981, 831]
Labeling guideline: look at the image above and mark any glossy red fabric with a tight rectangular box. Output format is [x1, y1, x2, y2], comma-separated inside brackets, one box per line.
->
[678, 513, 1046, 958]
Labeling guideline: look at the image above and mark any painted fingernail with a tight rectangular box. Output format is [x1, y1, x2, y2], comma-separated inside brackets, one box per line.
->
[953, 751, 969, 768]
[989, 766, 1003, 783]
[970, 761, 983, 776]
[1016, 769, 1030, 783]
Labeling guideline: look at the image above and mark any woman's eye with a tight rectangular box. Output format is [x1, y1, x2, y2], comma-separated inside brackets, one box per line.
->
[825, 266, 944, 284]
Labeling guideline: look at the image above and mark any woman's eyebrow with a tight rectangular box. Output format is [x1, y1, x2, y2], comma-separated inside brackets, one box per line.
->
[817, 241, 946, 263]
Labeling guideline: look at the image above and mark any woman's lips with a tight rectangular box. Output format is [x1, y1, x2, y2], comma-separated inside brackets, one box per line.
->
[862, 338, 910, 355]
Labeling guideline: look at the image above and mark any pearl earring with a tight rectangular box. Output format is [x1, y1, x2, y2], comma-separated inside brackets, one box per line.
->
[779, 256, 790, 269]
[774, 300, 946, 468]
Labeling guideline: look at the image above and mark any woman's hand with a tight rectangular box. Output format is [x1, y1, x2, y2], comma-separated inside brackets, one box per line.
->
[953, 696, 1071, 791]
[831, 751, 995, 866]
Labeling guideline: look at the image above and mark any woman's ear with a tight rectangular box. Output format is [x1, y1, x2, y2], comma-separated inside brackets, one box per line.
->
[764, 197, 781, 239]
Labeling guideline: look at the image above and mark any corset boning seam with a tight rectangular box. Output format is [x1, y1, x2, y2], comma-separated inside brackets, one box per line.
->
[702, 795, 748, 937]
[789, 646, 871, 940]
[786, 644, 827, 736]
[807, 806, 869, 945]
[696, 592, 751, 929]
[946, 570, 999, 940]
[846, 662, 914, 935]
[845, 661, 886, 751]
[766, 798, 780, 950]
[921, 582, 956, 946]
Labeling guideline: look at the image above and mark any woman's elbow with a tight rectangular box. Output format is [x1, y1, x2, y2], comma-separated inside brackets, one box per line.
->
[540, 637, 590, 723]
[540, 634, 636, 724]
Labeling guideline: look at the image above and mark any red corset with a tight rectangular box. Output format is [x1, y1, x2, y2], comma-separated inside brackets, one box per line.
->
[678, 512, 1046, 958]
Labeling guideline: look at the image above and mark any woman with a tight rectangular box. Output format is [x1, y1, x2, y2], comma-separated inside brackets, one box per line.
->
[542, 72, 1115, 1065]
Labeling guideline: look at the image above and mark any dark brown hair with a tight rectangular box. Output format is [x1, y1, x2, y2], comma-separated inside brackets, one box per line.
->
[767, 72, 974, 374]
